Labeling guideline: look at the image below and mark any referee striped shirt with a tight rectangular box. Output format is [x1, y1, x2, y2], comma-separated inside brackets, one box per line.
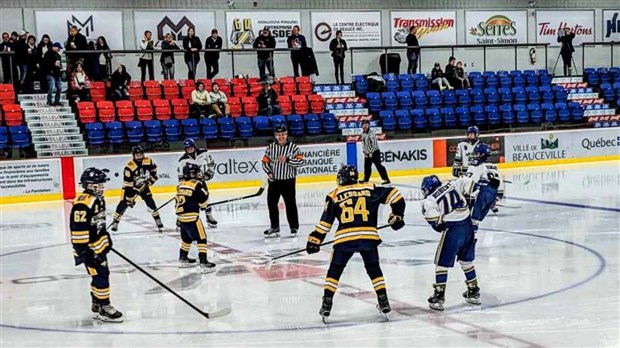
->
[262, 141, 305, 180]
[362, 129, 380, 155]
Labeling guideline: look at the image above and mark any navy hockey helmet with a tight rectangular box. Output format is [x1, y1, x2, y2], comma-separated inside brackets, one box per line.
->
[466, 126, 479, 136]
[182, 163, 202, 180]
[472, 142, 491, 164]
[274, 124, 288, 133]
[183, 138, 196, 149]
[131, 145, 144, 154]
[337, 165, 359, 186]
[80, 167, 110, 195]
[421, 175, 442, 197]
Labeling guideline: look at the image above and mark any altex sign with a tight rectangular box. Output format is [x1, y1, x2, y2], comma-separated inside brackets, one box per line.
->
[469, 15, 518, 44]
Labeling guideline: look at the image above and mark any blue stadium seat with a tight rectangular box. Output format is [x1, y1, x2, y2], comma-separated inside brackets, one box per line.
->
[397, 91, 413, 109]
[253, 116, 271, 135]
[541, 102, 556, 123]
[472, 76, 484, 89]
[498, 87, 512, 104]
[427, 90, 442, 107]
[271, 115, 287, 130]
[399, 75, 414, 91]
[380, 110, 396, 131]
[415, 78, 428, 91]
[218, 117, 236, 140]
[443, 90, 457, 106]
[528, 104, 542, 124]
[471, 105, 486, 126]
[320, 113, 338, 134]
[412, 109, 426, 130]
[382, 92, 398, 110]
[427, 108, 442, 129]
[144, 120, 163, 143]
[539, 74, 551, 86]
[181, 119, 200, 140]
[542, 91, 555, 104]
[471, 88, 485, 104]
[85, 122, 105, 146]
[163, 119, 181, 142]
[497, 70, 509, 77]
[442, 107, 456, 127]
[412, 91, 427, 108]
[514, 89, 527, 104]
[514, 104, 528, 124]
[456, 89, 471, 105]
[526, 86, 540, 103]
[236, 116, 254, 138]
[586, 74, 599, 87]
[0, 126, 8, 149]
[485, 105, 500, 125]
[367, 92, 382, 112]
[485, 75, 498, 88]
[513, 75, 525, 88]
[570, 104, 584, 122]
[199, 118, 218, 140]
[304, 114, 322, 135]
[355, 79, 369, 95]
[456, 106, 471, 127]
[125, 121, 144, 144]
[555, 89, 567, 102]
[526, 75, 538, 87]
[523, 69, 536, 76]
[105, 122, 124, 144]
[8, 126, 30, 149]
[500, 104, 514, 125]
[395, 109, 412, 130]
[484, 87, 499, 104]
[386, 79, 400, 93]
[555, 103, 570, 122]
[286, 114, 304, 136]
[499, 76, 512, 88]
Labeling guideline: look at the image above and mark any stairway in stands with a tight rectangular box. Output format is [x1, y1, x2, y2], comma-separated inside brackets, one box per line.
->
[18, 94, 88, 158]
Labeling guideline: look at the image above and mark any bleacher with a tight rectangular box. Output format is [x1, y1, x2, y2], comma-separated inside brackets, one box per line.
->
[585, 67, 620, 105]
[0, 83, 31, 154]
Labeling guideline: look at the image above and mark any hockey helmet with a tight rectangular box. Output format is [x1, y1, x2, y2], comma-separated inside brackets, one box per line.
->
[466, 126, 479, 141]
[274, 124, 288, 134]
[131, 145, 144, 154]
[80, 167, 110, 195]
[337, 165, 359, 186]
[182, 163, 202, 180]
[183, 138, 196, 149]
[421, 175, 442, 198]
[472, 142, 491, 164]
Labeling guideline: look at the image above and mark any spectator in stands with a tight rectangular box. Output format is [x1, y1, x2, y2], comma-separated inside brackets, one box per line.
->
[287, 25, 307, 78]
[43, 42, 63, 106]
[10, 31, 18, 42]
[183, 27, 201, 80]
[22, 35, 38, 93]
[139, 30, 155, 82]
[69, 62, 91, 103]
[0, 32, 16, 84]
[160, 33, 177, 80]
[36, 35, 52, 91]
[95, 36, 112, 81]
[14, 30, 29, 92]
[406, 25, 420, 74]
[110, 65, 131, 100]
[65, 25, 88, 73]
[191, 81, 212, 118]
[257, 82, 280, 116]
[431, 62, 452, 90]
[444, 56, 457, 88]
[204, 29, 222, 79]
[558, 27, 575, 76]
[209, 82, 230, 117]
[329, 30, 347, 84]
[253, 26, 276, 82]
[454, 61, 470, 89]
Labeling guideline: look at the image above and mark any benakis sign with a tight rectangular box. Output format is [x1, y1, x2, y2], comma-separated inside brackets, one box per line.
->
[465, 11, 527, 44]
[390, 11, 457, 45]
[536, 11, 594, 46]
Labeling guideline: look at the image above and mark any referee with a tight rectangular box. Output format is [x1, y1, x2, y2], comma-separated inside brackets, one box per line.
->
[262, 125, 305, 237]
[361, 119, 391, 184]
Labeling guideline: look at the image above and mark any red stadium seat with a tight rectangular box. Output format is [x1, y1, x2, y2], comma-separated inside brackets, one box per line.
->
[291, 95, 308, 114]
[144, 80, 161, 100]
[249, 82, 262, 97]
[241, 97, 258, 117]
[96, 101, 115, 122]
[295, 76, 311, 84]
[279, 76, 295, 84]
[128, 81, 143, 100]
[213, 78, 231, 95]
[162, 80, 180, 99]
[153, 99, 171, 120]
[227, 97, 242, 117]
[0, 84, 16, 105]
[77, 101, 96, 123]
[116, 100, 135, 122]
[298, 82, 312, 95]
[233, 83, 248, 97]
[277, 95, 292, 115]
[89, 81, 106, 102]
[171, 98, 189, 120]
[2, 104, 23, 125]
[197, 78, 212, 91]
[282, 82, 296, 96]
[135, 100, 153, 121]
[308, 94, 326, 114]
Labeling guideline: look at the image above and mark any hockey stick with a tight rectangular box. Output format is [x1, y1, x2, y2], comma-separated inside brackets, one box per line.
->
[264, 224, 391, 271]
[110, 247, 231, 319]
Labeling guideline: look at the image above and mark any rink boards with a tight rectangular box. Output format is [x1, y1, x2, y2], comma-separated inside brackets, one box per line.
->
[1, 128, 618, 204]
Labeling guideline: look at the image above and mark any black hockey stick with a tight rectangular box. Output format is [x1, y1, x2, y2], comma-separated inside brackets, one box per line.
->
[264, 224, 391, 271]
[110, 247, 231, 319]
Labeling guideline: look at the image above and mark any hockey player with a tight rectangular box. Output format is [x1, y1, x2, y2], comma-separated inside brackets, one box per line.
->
[110, 145, 163, 232]
[452, 126, 480, 177]
[465, 143, 504, 228]
[178, 138, 217, 228]
[70, 167, 123, 322]
[420, 174, 479, 311]
[306, 165, 406, 322]
[175, 162, 216, 273]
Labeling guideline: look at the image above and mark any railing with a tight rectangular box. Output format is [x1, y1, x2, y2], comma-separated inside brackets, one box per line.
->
[0, 51, 16, 83]
[582, 42, 619, 69]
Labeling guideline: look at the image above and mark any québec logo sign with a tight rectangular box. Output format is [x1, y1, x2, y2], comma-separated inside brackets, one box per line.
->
[581, 136, 620, 150]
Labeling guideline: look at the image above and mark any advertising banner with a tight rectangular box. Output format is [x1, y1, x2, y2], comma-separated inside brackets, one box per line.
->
[311, 11, 382, 52]
[535, 10, 594, 46]
[133, 11, 216, 45]
[35, 11, 124, 49]
[390, 11, 457, 45]
[0, 159, 62, 197]
[225, 11, 301, 48]
[446, 135, 505, 166]
[603, 10, 620, 42]
[356, 138, 433, 172]
[465, 11, 528, 45]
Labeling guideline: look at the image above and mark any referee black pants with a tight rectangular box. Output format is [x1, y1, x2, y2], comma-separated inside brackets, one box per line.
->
[267, 178, 299, 230]
[363, 150, 390, 182]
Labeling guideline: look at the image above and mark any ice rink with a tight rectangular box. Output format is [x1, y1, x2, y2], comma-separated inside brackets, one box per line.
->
[1, 160, 619, 347]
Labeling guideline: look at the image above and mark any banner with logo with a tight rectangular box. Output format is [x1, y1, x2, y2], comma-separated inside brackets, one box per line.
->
[446, 135, 505, 165]
[0, 159, 62, 197]
[603, 10, 620, 42]
[35, 11, 124, 49]
[311, 11, 382, 52]
[465, 11, 527, 45]
[535, 10, 594, 46]
[390, 11, 457, 46]
[356, 138, 433, 171]
[133, 11, 216, 45]
[225, 11, 301, 49]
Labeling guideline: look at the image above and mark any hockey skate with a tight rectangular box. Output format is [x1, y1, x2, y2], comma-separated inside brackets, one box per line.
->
[377, 293, 391, 320]
[200, 261, 216, 274]
[179, 256, 198, 268]
[96, 304, 123, 323]
[154, 216, 164, 232]
[462, 280, 481, 305]
[381, 180, 391, 185]
[109, 221, 119, 232]
[319, 296, 333, 324]
[206, 214, 218, 228]
[290, 228, 298, 236]
[428, 283, 446, 311]
[263, 227, 280, 238]
[91, 303, 100, 319]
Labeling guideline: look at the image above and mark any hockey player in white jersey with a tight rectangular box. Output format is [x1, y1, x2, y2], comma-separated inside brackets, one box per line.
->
[420, 174, 480, 311]
[452, 126, 480, 177]
[465, 143, 504, 226]
[177, 138, 218, 227]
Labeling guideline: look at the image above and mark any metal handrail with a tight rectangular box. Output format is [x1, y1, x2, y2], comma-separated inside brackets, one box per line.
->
[581, 42, 618, 68]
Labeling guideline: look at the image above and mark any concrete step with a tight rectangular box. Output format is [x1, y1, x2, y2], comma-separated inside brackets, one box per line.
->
[30, 127, 81, 136]
[551, 76, 584, 84]
[35, 141, 86, 151]
[27, 120, 78, 129]
[32, 134, 84, 143]
[330, 108, 369, 117]
[584, 108, 616, 117]
[20, 99, 70, 108]
[37, 148, 88, 158]
[23, 106, 73, 114]
[17, 93, 67, 102]
[25, 113, 76, 122]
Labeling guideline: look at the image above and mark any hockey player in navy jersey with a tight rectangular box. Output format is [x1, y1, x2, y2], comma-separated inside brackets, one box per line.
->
[465, 143, 504, 229]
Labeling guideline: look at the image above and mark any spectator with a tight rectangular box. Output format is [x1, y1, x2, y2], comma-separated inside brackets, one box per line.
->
[558, 27, 575, 76]
[110, 65, 131, 100]
[160, 33, 178, 80]
[444, 56, 457, 88]
[204, 29, 222, 79]
[0, 32, 17, 83]
[84, 40, 98, 80]
[406, 26, 420, 74]
[431, 62, 452, 91]
[257, 82, 280, 115]
[138, 30, 155, 82]
[65, 25, 88, 73]
[69, 62, 91, 103]
[191, 81, 212, 118]
[43, 42, 63, 106]
[329, 30, 347, 84]
[454, 61, 470, 89]
[209, 83, 230, 117]
[286, 25, 307, 78]
[23, 35, 38, 93]
[14, 30, 29, 92]
[95, 36, 112, 81]
[253, 26, 276, 82]
[36, 35, 52, 91]
[183, 27, 201, 80]
[10, 31, 18, 42]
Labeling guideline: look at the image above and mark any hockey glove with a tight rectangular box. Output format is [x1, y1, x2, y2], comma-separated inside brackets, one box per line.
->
[388, 213, 405, 231]
[306, 240, 320, 254]
[452, 165, 462, 177]
[204, 170, 214, 181]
